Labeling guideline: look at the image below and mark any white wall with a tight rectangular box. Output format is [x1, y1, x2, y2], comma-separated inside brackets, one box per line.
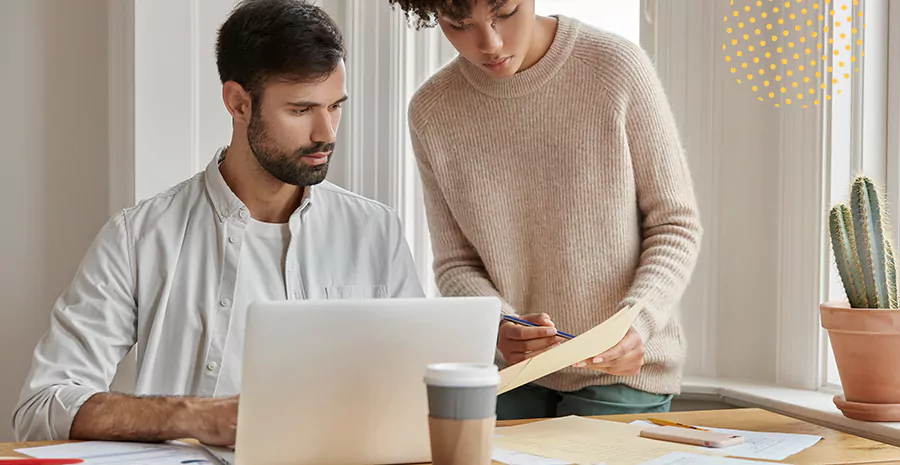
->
[133, 0, 238, 201]
[655, 0, 783, 382]
[0, 0, 111, 442]
[133, 0, 345, 200]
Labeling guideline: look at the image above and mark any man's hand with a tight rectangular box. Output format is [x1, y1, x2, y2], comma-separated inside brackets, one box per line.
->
[70, 393, 239, 445]
[572, 326, 645, 376]
[183, 395, 240, 446]
[498, 313, 560, 365]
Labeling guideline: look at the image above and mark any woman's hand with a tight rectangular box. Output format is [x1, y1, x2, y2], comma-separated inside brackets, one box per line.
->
[572, 326, 644, 376]
[497, 313, 561, 365]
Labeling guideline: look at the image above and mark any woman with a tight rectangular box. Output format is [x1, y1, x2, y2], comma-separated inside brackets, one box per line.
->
[390, 0, 703, 419]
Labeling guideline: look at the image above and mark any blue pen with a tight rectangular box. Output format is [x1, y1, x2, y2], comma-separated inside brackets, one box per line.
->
[502, 314, 575, 340]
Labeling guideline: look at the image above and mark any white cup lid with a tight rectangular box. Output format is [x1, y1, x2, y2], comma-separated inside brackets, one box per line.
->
[424, 363, 500, 388]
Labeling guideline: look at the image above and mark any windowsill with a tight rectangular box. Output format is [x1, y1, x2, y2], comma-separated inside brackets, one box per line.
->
[681, 376, 900, 447]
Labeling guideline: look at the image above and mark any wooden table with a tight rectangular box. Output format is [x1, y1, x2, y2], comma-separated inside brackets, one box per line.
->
[2, 408, 898, 464]
[599, 408, 900, 465]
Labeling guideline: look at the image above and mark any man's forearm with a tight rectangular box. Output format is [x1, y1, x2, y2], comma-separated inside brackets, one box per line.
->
[69, 392, 196, 442]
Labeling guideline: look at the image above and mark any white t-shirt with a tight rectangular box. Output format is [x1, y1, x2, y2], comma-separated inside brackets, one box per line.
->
[219, 218, 290, 392]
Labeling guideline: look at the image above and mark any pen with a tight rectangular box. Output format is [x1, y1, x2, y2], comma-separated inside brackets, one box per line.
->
[501, 315, 575, 340]
[647, 418, 712, 432]
[0, 459, 84, 464]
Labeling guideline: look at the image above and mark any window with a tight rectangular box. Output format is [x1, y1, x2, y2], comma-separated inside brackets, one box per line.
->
[822, 0, 894, 390]
[535, 0, 641, 44]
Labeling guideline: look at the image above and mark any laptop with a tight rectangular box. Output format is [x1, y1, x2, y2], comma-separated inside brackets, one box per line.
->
[208, 296, 501, 465]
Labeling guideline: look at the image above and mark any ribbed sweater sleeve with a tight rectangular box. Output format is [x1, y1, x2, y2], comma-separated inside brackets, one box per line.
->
[611, 39, 703, 344]
[409, 122, 519, 317]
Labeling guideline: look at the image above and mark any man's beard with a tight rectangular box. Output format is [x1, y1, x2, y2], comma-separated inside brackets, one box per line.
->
[247, 112, 334, 187]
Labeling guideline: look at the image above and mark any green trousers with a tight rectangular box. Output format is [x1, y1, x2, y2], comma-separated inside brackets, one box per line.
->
[496, 383, 674, 420]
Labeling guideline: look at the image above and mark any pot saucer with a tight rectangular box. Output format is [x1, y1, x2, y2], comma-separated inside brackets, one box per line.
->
[834, 395, 900, 422]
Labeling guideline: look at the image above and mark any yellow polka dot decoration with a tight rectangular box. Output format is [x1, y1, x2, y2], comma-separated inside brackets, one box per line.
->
[724, 0, 864, 109]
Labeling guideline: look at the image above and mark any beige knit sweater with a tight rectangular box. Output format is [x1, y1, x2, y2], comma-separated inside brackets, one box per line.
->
[408, 15, 702, 395]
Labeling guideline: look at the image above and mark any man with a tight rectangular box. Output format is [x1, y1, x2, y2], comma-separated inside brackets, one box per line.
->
[13, 0, 423, 444]
[391, 0, 702, 419]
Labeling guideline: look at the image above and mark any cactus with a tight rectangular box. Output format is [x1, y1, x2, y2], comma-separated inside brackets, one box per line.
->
[830, 204, 867, 307]
[829, 176, 899, 309]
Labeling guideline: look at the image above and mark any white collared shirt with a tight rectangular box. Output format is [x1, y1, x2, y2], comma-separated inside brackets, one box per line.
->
[13, 150, 424, 441]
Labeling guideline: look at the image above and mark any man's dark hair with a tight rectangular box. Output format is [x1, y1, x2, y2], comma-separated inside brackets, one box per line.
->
[216, 0, 345, 100]
[389, 0, 507, 29]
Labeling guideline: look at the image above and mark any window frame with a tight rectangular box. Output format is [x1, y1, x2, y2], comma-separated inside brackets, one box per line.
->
[820, 0, 897, 391]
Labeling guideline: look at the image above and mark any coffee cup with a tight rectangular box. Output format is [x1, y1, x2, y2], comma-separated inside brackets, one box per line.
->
[424, 363, 499, 465]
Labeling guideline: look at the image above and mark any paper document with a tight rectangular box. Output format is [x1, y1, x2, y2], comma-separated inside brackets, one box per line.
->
[493, 448, 572, 465]
[498, 300, 644, 394]
[638, 452, 792, 465]
[631, 421, 822, 461]
[16, 441, 216, 464]
[494, 415, 717, 465]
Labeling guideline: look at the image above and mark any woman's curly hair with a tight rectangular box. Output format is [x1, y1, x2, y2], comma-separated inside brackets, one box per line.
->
[388, 0, 507, 29]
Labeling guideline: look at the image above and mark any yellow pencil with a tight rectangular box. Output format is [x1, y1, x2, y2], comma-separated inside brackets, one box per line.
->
[647, 418, 712, 432]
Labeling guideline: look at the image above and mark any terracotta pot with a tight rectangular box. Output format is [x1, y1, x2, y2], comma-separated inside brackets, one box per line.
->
[820, 301, 900, 421]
